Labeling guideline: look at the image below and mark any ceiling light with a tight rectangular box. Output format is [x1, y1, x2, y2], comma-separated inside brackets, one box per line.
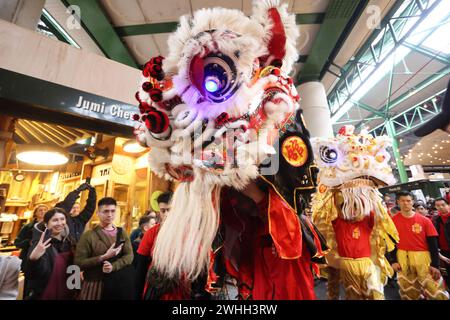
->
[123, 140, 147, 154]
[16, 145, 68, 166]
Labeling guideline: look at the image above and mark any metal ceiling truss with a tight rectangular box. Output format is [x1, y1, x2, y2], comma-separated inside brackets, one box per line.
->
[356, 64, 450, 129]
[369, 89, 445, 137]
[39, 9, 80, 47]
[403, 42, 450, 65]
[327, 0, 441, 119]
[334, 115, 383, 125]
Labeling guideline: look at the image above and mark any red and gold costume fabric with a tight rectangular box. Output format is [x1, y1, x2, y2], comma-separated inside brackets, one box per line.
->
[332, 213, 374, 259]
[218, 186, 327, 300]
[392, 213, 438, 251]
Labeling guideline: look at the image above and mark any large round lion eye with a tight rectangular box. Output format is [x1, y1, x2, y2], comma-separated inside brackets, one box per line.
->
[202, 53, 240, 103]
[319, 146, 339, 164]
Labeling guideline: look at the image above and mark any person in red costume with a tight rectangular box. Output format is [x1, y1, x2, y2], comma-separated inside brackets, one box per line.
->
[218, 181, 325, 300]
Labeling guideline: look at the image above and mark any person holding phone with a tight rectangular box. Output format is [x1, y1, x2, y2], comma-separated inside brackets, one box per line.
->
[25, 208, 76, 300]
[74, 197, 134, 300]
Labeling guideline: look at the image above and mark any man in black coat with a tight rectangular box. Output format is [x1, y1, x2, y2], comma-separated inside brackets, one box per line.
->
[55, 182, 96, 242]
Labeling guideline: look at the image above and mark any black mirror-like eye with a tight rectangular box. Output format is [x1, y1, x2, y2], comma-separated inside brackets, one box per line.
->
[319, 146, 339, 164]
[202, 53, 240, 103]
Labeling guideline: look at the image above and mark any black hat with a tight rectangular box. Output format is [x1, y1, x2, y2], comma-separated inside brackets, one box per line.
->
[414, 78, 450, 137]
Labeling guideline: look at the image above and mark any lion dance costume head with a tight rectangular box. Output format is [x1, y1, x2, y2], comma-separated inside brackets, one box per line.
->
[133, 0, 312, 281]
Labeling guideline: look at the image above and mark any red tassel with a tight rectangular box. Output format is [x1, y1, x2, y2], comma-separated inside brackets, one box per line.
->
[135, 91, 142, 103]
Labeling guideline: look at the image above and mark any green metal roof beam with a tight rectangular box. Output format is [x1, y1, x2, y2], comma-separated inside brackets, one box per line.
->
[295, 13, 325, 24]
[385, 65, 450, 112]
[297, 0, 369, 84]
[41, 10, 80, 48]
[349, 99, 385, 118]
[402, 42, 450, 65]
[62, 0, 138, 68]
[115, 13, 325, 37]
[116, 21, 178, 37]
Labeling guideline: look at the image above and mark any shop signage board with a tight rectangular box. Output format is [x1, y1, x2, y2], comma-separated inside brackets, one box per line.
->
[0, 68, 136, 134]
[59, 172, 82, 181]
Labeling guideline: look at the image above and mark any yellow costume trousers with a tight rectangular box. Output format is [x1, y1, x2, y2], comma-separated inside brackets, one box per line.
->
[397, 250, 449, 300]
[340, 257, 384, 300]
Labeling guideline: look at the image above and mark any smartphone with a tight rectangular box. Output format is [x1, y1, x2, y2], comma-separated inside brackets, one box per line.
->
[115, 239, 126, 248]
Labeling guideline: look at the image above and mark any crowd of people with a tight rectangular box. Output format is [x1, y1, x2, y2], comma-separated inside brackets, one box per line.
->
[0, 182, 449, 301]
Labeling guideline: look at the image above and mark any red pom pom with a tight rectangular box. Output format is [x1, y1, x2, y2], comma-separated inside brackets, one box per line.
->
[152, 64, 162, 72]
[149, 65, 164, 81]
[132, 114, 140, 121]
[150, 56, 164, 65]
[145, 110, 169, 134]
[271, 68, 281, 76]
[149, 88, 163, 102]
[142, 82, 153, 92]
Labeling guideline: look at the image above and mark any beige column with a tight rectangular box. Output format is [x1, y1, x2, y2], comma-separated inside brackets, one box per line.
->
[297, 81, 334, 138]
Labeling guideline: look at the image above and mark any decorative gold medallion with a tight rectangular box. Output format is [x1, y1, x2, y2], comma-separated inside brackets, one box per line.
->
[412, 223, 422, 234]
[282, 136, 308, 167]
[352, 227, 360, 239]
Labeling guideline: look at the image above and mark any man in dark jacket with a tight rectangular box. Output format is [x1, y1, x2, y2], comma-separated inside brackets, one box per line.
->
[55, 182, 96, 242]
[434, 198, 450, 291]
